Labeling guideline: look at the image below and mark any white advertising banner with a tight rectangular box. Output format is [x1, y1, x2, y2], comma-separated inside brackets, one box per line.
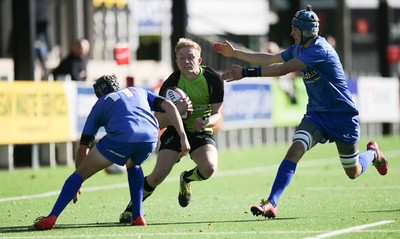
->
[357, 77, 400, 123]
[221, 78, 273, 130]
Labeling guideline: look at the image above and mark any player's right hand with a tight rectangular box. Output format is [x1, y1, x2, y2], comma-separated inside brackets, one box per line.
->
[73, 187, 81, 203]
[176, 97, 193, 115]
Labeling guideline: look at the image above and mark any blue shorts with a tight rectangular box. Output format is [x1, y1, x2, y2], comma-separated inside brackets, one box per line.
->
[96, 137, 157, 166]
[302, 111, 360, 144]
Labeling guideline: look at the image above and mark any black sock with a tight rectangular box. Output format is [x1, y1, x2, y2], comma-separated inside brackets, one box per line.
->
[184, 167, 206, 183]
[143, 177, 155, 201]
[124, 177, 156, 212]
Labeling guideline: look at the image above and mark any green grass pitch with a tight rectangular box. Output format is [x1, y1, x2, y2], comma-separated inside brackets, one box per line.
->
[0, 136, 399, 238]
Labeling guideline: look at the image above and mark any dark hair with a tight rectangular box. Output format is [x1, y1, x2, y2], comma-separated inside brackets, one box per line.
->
[93, 74, 121, 98]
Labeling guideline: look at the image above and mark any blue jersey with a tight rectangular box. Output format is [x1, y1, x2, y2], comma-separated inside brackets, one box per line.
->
[82, 87, 160, 143]
[281, 36, 358, 114]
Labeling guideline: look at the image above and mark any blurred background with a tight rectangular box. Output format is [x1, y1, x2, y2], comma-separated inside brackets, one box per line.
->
[0, 0, 399, 82]
[0, 0, 399, 169]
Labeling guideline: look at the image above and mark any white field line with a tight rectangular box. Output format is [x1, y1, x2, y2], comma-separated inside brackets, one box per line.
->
[1, 150, 399, 203]
[302, 220, 396, 239]
[0, 184, 129, 203]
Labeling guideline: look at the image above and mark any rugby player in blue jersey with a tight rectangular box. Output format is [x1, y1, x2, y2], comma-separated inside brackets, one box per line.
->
[119, 38, 224, 222]
[213, 5, 388, 218]
[30, 75, 190, 230]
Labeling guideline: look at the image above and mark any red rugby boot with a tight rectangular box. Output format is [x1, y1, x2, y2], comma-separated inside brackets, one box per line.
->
[250, 200, 277, 219]
[29, 215, 57, 230]
[367, 141, 388, 175]
[131, 215, 147, 226]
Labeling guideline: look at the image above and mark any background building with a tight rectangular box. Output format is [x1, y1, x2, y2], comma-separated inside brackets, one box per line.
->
[0, 0, 399, 169]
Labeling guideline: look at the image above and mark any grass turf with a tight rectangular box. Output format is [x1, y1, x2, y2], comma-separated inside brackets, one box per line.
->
[0, 136, 399, 238]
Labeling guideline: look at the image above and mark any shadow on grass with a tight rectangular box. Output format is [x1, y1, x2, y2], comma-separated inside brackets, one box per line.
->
[149, 217, 294, 226]
[0, 217, 297, 234]
[359, 209, 400, 214]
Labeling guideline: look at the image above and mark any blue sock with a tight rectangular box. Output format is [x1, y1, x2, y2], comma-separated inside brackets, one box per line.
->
[359, 150, 374, 174]
[127, 165, 144, 219]
[49, 173, 83, 217]
[268, 159, 297, 207]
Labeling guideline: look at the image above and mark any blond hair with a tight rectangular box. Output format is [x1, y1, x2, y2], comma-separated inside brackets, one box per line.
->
[175, 38, 202, 54]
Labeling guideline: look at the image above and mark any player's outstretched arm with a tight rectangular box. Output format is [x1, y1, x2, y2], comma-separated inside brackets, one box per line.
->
[161, 100, 190, 158]
[220, 64, 244, 82]
[212, 40, 236, 58]
[213, 40, 283, 66]
[222, 58, 307, 82]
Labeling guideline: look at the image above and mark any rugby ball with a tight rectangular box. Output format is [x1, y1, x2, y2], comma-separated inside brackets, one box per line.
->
[164, 87, 191, 120]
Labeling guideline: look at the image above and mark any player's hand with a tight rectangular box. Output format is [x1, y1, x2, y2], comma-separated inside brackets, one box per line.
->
[221, 65, 244, 82]
[179, 137, 190, 159]
[194, 117, 208, 132]
[73, 188, 81, 203]
[212, 40, 235, 57]
[176, 97, 193, 115]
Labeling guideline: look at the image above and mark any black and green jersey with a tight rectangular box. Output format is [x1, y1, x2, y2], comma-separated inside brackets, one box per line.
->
[159, 66, 224, 133]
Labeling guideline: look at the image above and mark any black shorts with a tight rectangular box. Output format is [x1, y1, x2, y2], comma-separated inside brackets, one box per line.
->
[158, 127, 216, 154]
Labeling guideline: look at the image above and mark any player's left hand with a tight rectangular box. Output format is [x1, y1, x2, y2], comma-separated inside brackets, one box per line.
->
[212, 40, 236, 57]
[221, 64, 244, 82]
[194, 117, 208, 132]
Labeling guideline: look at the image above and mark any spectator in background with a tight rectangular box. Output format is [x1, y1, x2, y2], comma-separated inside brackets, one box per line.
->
[324, 34, 336, 49]
[35, 0, 52, 79]
[52, 38, 90, 81]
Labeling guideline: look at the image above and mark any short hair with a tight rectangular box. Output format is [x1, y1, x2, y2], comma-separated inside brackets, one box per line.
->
[72, 38, 90, 57]
[93, 74, 121, 98]
[174, 38, 201, 55]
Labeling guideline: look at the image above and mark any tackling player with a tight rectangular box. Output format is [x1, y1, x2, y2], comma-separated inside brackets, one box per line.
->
[30, 75, 190, 230]
[213, 5, 388, 218]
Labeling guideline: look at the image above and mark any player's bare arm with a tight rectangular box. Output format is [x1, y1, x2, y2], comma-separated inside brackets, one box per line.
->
[260, 58, 306, 77]
[160, 99, 190, 158]
[193, 102, 223, 132]
[213, 40, 283, 66]
[75, 145, 90, 169]
[155, 98, 192, 129]
[221, 58, 306, 82]
[72, 141, 92, 204]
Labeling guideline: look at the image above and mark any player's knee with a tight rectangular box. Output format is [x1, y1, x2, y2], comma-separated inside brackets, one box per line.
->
[199, 165, 216, 179]
[340, 152, 359, 180]
[292, 130, 312, 152]
[125, 160, 134, 168]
